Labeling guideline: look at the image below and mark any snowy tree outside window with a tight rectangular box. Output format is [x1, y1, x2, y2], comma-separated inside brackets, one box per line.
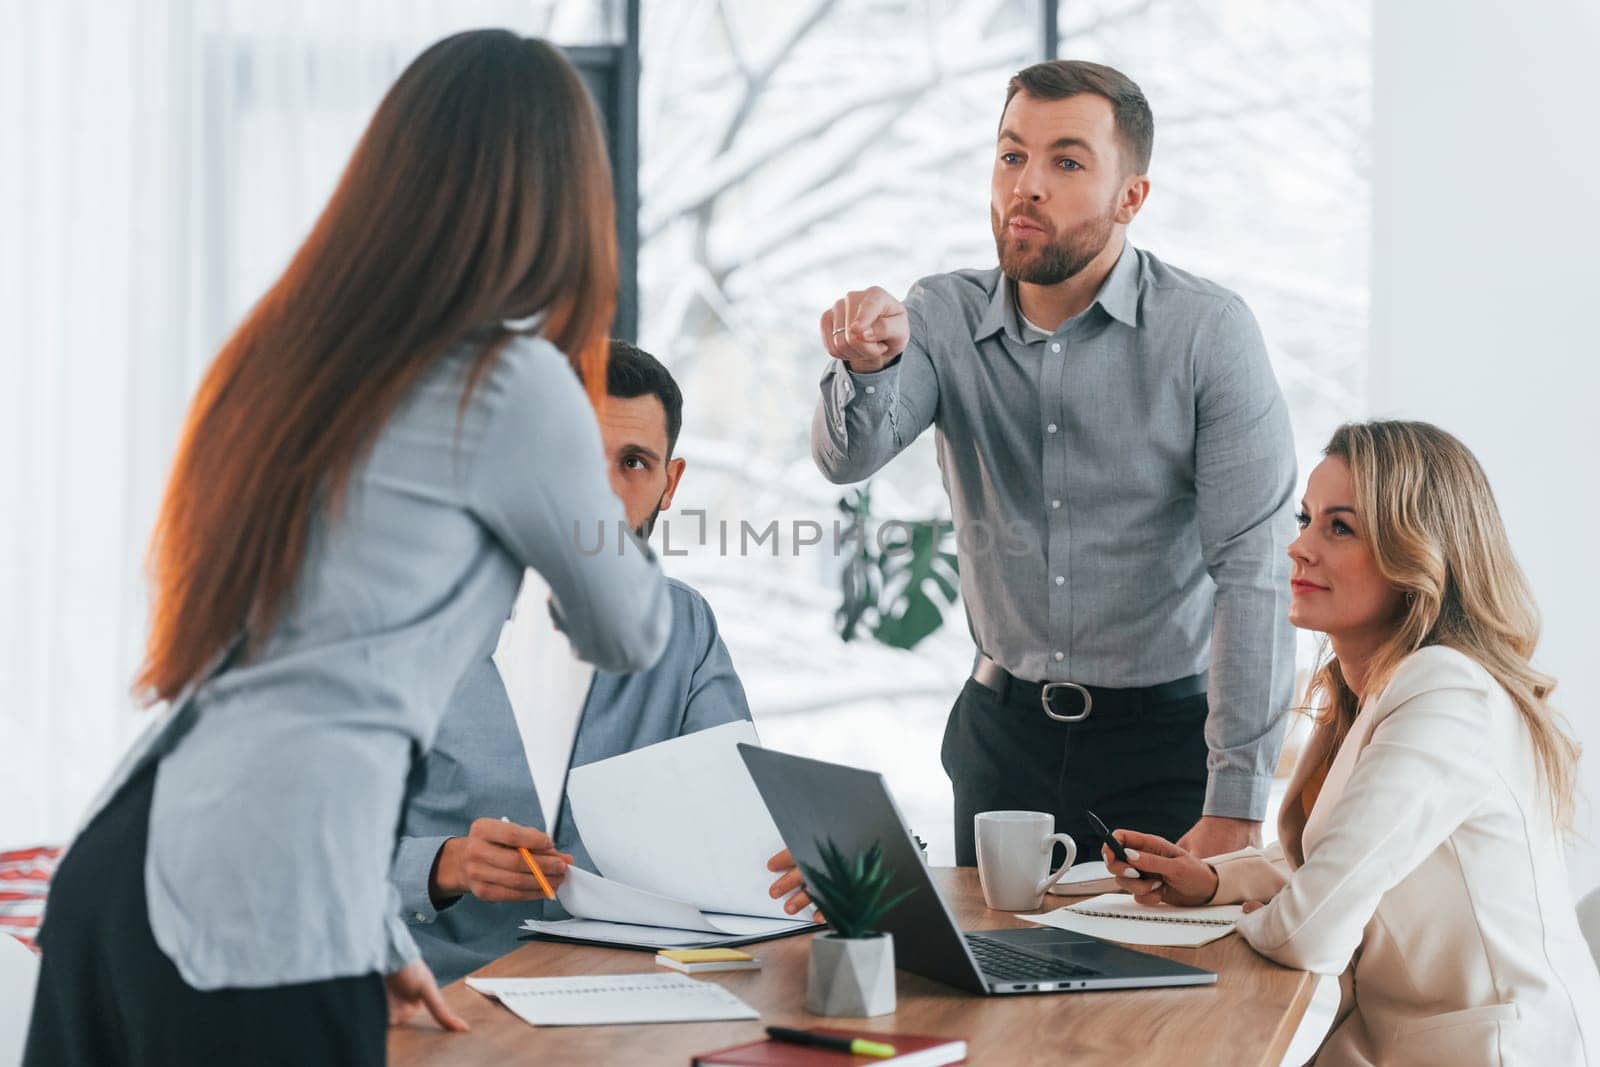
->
[637, 0, 1370, 863]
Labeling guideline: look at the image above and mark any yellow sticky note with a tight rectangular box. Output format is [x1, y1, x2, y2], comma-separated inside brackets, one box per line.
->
[658, 948, 754, 963]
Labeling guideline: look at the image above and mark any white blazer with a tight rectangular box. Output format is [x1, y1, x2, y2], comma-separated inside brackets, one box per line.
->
[1211, 645, 1600, 1066]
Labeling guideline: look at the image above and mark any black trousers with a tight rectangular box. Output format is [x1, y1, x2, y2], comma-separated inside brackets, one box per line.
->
[24, 764, 387, 1067]
[941, 677, 1209, 867]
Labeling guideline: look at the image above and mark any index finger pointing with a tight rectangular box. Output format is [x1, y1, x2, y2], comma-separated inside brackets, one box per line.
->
[847, 288, 903, 339]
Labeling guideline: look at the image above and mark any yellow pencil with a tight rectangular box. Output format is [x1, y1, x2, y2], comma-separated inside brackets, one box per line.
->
[501, 815, 556, 900]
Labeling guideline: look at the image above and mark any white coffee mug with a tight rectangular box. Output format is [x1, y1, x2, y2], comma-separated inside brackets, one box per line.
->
[974, 810, 1077, 911]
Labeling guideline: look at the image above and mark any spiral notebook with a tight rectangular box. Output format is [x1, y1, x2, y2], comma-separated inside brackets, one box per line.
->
[466, 973, 759, 1026]
[1021, 893, 1245, 947]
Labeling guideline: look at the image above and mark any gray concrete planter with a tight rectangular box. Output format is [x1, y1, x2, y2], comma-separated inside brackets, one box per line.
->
[806, 932, 896, 1017]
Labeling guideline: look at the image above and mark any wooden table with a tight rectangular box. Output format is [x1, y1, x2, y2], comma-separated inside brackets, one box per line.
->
[390, 868, 1315, 1065]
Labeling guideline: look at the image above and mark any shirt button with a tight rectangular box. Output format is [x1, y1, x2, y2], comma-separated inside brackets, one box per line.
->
[865, 385, 876, 394]
[414, 912, 427, 922]
[1053, 651, 1065, 662]
[1051, 342, 1062, 353]
[1051, 499, 1061, 509]
[1046, 423, 1058, 434]
[1054, 575, 1064, 586]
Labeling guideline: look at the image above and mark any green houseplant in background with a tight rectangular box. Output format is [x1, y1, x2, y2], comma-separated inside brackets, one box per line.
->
[836, 485, 960, 651]
[798, 839, 916, 1017]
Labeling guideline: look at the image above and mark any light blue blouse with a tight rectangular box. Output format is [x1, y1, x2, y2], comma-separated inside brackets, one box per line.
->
[82, 335, 671, 989]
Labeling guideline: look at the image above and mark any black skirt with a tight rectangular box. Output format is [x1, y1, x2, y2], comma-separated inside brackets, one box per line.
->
[23, 762, 387, 1066]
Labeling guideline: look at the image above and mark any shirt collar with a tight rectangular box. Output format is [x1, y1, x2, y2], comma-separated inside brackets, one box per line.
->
[975, 273, 1017, 343]
[975, 241, 1141, 343]
[1094, 240, 1140, 327]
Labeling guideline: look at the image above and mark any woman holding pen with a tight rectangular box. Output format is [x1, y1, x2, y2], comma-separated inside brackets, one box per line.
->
[25, 31, 668, 1066]
[1103, 421, 1600, 1065]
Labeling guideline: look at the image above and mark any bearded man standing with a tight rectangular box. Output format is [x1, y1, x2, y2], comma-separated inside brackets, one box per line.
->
[809, 60, 1297, 868]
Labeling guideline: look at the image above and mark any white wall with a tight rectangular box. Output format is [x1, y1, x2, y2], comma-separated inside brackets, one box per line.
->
[1373, 0, 1600, 894]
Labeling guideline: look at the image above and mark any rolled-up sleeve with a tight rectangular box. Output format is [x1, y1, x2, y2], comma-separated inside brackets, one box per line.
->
[1192, 297, 1298, 820]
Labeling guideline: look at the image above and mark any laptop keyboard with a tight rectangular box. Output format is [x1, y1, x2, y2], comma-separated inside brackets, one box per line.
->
[966, 934, 1101, 982]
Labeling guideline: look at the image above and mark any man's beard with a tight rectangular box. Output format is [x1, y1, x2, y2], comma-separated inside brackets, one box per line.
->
[992, 202, 1116, 286]
[635, 492, 668, 541]
[635, 510, 659, 541]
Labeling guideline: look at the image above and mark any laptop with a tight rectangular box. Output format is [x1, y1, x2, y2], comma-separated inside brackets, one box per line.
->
[737, 744, 1217, 995]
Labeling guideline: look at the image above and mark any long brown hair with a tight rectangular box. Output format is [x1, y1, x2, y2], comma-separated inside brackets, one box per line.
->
[136, 30, 617, 703]
[1305, 421, 1579, 828]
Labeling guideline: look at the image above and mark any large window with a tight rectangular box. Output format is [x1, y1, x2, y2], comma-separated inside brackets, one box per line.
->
[1, 1, 1370, 857]
[636, 0, 1371, 861]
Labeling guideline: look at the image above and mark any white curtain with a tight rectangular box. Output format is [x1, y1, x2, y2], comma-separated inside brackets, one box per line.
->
[0, 0, 617, 848]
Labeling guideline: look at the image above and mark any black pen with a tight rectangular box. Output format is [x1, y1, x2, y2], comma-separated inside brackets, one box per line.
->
[766, 1026, 896, 1059]
[1084, 808, 1132, 867]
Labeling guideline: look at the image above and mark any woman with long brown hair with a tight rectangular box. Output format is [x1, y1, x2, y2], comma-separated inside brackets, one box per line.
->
[24, 30, 670, 1065]
[1101, 420, 1600, 1064]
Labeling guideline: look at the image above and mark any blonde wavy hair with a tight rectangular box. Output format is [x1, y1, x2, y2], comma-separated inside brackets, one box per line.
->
[1305, 420, 1579, 829]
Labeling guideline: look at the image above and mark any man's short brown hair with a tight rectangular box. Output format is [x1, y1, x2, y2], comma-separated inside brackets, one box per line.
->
[1003, 60, 1154, 175]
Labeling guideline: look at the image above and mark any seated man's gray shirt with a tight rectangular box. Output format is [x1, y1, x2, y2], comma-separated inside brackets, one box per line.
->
[811, 243, 1297, 820]
[393, 577, 751, 984]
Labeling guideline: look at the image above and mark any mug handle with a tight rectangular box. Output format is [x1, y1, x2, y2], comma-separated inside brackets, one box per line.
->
[1035, 833, 1078, 896]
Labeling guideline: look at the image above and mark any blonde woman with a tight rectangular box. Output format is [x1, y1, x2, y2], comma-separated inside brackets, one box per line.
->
[1105, 421, 1600, 1065]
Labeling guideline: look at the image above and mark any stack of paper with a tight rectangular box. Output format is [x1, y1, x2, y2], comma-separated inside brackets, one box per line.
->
[521, 721, 814, 950]
[1022, 893, 1244, 947]
[468, 973, 758, 1026]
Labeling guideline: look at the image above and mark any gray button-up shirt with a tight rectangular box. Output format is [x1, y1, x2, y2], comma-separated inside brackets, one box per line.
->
[812, 243, 1296, 819]
[80, 335, 672, 989]
[392, 578, 751, 985]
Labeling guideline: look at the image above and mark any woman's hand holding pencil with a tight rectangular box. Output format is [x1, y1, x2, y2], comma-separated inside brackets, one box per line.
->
[427, 816, 573, 906]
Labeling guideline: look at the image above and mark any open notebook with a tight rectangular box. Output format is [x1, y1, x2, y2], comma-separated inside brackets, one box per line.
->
[520, 722, 816, 951]
[1022, 893, 1245, 947]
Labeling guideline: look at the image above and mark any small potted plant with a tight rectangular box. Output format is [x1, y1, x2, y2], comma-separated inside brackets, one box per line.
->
[798, 839, 915, 1017]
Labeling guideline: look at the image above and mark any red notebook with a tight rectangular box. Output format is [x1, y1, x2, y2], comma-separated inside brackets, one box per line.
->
[692, 1029, 967, 1066]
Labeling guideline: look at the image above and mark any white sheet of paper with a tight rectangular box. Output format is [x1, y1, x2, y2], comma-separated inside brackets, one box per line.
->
[557, 866, 725, 934]
[696, 912, 806, 937]
[520, 914, 803, 949]
[554, 866, 806, 937]
[467, 973, 758, 1026]
[564, 721, 802, 919]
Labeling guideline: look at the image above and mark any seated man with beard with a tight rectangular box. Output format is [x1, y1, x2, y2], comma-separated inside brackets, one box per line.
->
[391, 341, 753, 984]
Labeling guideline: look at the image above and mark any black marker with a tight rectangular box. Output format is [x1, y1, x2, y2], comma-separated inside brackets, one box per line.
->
[766, 1027, 895, 1058]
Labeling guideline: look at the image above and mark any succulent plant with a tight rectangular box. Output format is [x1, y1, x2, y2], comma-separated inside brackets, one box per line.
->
[798, 838, 916, 939]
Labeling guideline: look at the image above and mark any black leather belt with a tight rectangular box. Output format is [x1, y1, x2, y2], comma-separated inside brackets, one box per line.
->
[971, 655, 1209, 724]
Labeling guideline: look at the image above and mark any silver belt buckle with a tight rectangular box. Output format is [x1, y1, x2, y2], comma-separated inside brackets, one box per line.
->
[1040, 682, 1092, 723]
